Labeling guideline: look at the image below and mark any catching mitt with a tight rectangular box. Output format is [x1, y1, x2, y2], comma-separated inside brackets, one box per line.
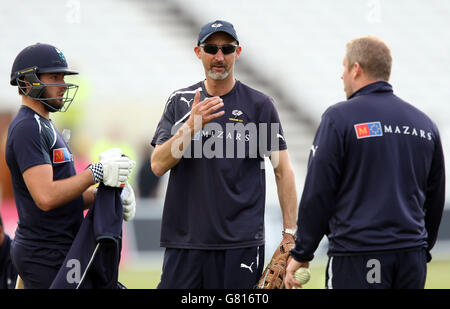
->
[256, 241, 295, 289]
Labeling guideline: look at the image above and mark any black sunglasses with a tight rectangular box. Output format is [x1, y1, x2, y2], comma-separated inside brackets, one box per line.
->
[200, 44, 238, 55]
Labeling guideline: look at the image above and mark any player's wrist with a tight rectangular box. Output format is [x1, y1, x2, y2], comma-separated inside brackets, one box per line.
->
[179, 120, 199, 142]
[282, 228, 297, 239]
[187, 114, 203, 133]
[185, 116, 194, 130]
[87, 162, 103, 184]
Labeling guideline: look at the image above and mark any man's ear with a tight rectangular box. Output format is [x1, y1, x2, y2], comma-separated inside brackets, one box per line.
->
[353, 62, 363, 79]
[194, 46, 202, 59]
[18, 76, 30, 95]
[235, 45, 242, 60]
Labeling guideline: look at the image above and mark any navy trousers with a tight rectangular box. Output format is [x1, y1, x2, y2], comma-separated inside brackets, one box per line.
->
[10, 240, 66, 289]
[158, 246, 264, 289]
[325, 247, 427, 289]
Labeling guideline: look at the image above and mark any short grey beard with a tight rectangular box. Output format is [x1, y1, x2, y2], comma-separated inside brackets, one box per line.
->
[207, 69, 230, 81]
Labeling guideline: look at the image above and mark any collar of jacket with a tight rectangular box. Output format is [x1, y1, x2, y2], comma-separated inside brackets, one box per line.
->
[348, 81, 393, 100]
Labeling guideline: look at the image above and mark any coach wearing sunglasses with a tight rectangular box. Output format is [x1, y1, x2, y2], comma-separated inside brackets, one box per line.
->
[151, 20, 298, 289]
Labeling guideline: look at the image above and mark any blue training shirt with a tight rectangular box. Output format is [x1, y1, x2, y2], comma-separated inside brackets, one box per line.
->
[152, 80, 287, 249]
[291, 81, 446, 262]
[5, 106, 84, 250]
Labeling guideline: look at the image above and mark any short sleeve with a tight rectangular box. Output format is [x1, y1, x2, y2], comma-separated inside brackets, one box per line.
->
[259, 97, 287, 156]
[10, 120, 52, 173]
[151, 95, 176, 147]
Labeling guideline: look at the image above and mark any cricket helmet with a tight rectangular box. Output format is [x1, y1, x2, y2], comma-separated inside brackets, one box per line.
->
[10, 43, 79, 112]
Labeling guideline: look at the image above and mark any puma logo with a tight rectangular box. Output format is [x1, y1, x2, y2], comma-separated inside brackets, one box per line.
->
[310, 145, 318, 157]
[180, 97, 193, 107]
[240, 262, 254, 273]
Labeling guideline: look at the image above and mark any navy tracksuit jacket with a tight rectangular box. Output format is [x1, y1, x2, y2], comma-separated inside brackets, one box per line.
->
[291, 82, 445, 262]
[50, 184, 123, 289]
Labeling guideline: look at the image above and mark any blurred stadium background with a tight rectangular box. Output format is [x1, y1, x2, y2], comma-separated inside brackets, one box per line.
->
[0, 0, 449, 288]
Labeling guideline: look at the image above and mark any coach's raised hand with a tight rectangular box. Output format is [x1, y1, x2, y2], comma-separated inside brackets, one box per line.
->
[88, 148, 136, 187]
[151, 90, 224, 177]
[186, 89, 224, 133]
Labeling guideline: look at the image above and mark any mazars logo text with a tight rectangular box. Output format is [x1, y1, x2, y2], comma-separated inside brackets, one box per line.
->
[383, 124, 432, 140]
[170, 118, 283, 167]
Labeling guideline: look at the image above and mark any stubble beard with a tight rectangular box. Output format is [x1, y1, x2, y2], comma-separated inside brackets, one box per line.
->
[41, 88, 65, 111]
[207, 61, 231, 81]
[208, 69, 230, 80]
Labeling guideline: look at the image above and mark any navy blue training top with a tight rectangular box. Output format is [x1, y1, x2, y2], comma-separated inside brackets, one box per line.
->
[5, 106, 84, 249]
[152, 80, 287, 249]
[291, 82, 446, 262]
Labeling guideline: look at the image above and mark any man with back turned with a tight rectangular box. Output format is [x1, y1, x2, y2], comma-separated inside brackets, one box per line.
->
[285, 36, 445, 289]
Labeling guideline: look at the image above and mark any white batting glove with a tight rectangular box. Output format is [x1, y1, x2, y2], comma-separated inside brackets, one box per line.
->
[103, 156, 135, 187]
[99, 148, 123, 161]
[121, 183, 136, 221]
[88, 148, 136, 188]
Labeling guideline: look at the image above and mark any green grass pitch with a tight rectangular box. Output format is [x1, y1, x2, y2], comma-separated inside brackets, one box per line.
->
[118, 258, 450, 289]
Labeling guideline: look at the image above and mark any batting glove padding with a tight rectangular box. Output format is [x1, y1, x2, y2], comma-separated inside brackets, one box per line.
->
[88, 148, 136, 187]
[102, 156, 135, 187]
[99, 148, 124, 161]
[121, 183, 136, 221]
